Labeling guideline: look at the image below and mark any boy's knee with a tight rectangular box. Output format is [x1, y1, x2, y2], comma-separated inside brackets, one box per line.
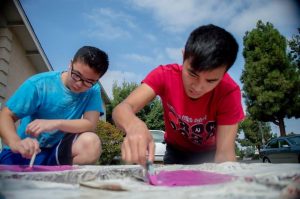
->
[75, 132, 102, 163]
[85, 133, 102, 156]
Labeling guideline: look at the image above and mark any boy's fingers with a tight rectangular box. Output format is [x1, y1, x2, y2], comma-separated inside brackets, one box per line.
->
[122, 139, 132, 163]
[138, 138, 147, 166]
[33, 139, 40, 153]
[121, 142, 126, 161]
[148, 140, 155, 163]
[127, 135, 143, 164]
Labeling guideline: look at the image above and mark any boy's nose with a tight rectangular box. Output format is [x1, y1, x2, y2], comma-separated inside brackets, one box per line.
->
[75, 80, 84, 87]
[192, 83, 204, 93]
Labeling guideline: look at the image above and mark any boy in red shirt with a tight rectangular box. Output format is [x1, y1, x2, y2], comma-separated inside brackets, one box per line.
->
[113, 24, 244, 165]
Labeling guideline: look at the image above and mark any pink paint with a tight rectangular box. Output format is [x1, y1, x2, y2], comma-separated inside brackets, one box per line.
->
[0, 165, 75, 172]
[148, 170, 235, 186]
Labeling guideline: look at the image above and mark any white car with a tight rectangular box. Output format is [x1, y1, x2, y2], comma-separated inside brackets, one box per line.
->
[149, 130, 166, 162]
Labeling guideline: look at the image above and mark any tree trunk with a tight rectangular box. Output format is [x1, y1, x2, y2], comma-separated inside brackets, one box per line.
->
[278, 118, 286, 136]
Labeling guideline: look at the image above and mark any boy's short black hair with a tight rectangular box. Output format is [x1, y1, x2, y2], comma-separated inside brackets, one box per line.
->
[184, 24, 238, 72]
[73, 46, 109, 77]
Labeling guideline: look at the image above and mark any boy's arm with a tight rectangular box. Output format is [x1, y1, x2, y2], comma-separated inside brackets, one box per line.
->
[214, 124, 239, 163]
[25, 111, 100, 137]
[0, 107, 20, 145]
[112, 83, 156, 166]
[0, 107, 39, 158]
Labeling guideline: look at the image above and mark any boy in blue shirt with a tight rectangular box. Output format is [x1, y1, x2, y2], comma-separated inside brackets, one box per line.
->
[0, 46, 109, 165]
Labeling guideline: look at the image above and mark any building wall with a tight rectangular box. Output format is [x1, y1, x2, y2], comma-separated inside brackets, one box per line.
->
[0, 27, 38, 108]
[7, 31, 38, 98]
[0, 28, 12, 109]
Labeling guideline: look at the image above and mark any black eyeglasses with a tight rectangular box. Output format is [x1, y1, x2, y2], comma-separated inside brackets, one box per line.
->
[70, 65, 98, 87]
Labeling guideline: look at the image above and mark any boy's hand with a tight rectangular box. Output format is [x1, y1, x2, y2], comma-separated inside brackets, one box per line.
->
[10, 138, 40, 159]
[121, 118, 155, 166]
[26, 119, 59, 137]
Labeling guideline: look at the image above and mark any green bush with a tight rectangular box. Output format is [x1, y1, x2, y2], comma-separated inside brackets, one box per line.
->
[95, 120, 124, 165]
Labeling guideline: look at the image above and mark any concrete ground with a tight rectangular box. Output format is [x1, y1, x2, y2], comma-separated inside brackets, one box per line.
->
[0, 162, 299, 199]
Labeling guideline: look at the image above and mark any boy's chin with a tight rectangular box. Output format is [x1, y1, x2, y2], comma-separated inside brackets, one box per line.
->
[186, 91, 204, 100]
[188, 96, 201, 100]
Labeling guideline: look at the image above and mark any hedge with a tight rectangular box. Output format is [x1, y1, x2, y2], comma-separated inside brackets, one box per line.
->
[95, 120, 124, 165]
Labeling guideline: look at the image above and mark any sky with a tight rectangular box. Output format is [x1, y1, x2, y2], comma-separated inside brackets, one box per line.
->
[20, 0, 300, 135]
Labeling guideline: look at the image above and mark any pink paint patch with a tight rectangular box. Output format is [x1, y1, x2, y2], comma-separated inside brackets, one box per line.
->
[0, 165, 75, 172]
[148, 170, 235, 186]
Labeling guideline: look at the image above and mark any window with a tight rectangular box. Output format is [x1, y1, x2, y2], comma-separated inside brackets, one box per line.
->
[150, 130, 165, 143]
[287, 136, 300, 145]
[278, 139, 289, 148]
[268, 139, 278, 148]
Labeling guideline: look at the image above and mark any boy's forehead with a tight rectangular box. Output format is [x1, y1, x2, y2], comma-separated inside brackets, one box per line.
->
[72, 61, 101, 78]
[185, 62, 202, 73]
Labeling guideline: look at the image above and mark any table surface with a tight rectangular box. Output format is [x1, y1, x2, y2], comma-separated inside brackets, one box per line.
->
[0, 162, 299, 199]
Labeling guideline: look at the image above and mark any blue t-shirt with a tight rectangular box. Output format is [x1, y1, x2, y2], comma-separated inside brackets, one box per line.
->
[6, 71, 103, 148]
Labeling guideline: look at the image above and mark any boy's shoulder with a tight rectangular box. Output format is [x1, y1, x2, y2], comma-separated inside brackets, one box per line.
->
[27, 71, 60, 83]
[160, 63, 181, 70]
[217, 73, 240, 91]
[155, 63, 182, 74]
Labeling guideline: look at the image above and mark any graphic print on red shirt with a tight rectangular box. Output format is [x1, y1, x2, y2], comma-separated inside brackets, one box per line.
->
[167, 103, 217, 145]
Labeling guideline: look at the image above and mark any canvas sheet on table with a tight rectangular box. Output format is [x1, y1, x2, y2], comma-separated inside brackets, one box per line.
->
[0, 162, 299, 199]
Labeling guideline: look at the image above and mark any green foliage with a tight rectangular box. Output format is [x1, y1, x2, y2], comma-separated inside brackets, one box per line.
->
[106, 81, 139, 123]
[95, 120, 124, 165]
[145, 98, 165, 130]
[106, 80, 165, 130]
[288, 28, 300, 70]
[243, 146, 256, 157]
[237, 115, 273, 151]
[235, 143, 243, 159]
[241, 20, 300, 136]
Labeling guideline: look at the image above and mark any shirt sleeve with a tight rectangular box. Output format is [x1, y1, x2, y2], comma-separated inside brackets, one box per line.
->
[84, 84, 103, 115]
[142, 65, 165, 96]
[216, 86, 245, 125]
[6, 80, 40, 119]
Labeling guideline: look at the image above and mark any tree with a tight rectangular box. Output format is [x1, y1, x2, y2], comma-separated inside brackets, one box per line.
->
[287, 29, 300, 120]
[241, 20, 300, 136]
[237, 115, 273, 151]
[288, 28, 300, 70]
[145, 98, 165, 130]
[106, 81, 164, 130]
[106, 81, 139, 123]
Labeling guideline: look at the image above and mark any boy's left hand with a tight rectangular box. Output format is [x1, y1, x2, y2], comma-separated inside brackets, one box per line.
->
[26, 119, 59, 137]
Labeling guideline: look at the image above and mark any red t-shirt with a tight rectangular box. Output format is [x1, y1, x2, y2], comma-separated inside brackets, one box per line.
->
[143, 64, 245, 152]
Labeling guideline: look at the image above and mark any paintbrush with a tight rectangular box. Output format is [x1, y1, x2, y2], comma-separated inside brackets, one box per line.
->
[146, 160, 157, 185]
[29, 152, 36, 168]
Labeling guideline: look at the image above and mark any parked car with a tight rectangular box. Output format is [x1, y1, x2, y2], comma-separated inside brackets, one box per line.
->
[150, 130, 166, 162]
[260, 135, 300, 163]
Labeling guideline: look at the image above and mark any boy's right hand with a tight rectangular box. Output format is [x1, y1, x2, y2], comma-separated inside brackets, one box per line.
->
[121, 118, 155, 167]
[10, 138, 40, 159]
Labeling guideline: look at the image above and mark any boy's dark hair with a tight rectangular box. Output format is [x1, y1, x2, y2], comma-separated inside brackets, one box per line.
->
[184, 24, 238, 72]
[73, 46, 109, 77]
